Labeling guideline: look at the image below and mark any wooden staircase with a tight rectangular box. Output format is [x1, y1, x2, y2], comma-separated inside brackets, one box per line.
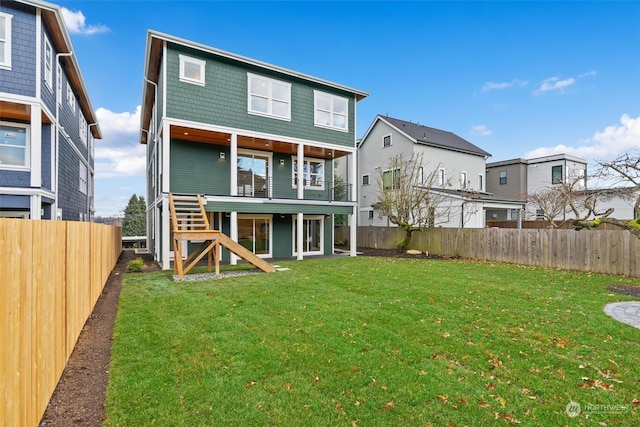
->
[169, 194, 276, 280]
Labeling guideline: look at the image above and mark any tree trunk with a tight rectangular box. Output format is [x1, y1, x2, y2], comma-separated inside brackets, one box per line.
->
[397, 228, 413, 251]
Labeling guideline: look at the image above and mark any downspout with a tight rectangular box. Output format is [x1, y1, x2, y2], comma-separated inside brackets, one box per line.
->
[143, 77, 158, 252]
[54, 51, 73, 220]
[87, 122, 98, 221]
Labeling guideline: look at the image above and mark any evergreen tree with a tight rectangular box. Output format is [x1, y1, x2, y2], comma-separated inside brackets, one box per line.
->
[122, 194, 146, 236]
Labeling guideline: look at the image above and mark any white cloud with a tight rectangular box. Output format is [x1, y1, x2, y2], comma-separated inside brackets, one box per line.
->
[95, 106, 144, 178]
[535, 76, 576, 95]
[60, 7, 109, 35]
[482, 79, 528, 92]
[524, 114, 640, 160]
[470, 124, 493, 136]
[578, 70, 597, 78]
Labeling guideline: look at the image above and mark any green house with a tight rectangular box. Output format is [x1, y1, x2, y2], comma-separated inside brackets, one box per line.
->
[140, 30, 368, 269]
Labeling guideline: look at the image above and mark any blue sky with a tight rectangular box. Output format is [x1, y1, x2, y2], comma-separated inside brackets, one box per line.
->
[55, 1, 640, 217]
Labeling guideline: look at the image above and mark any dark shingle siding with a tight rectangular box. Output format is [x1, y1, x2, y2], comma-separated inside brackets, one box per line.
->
[384, 116, 491, 158]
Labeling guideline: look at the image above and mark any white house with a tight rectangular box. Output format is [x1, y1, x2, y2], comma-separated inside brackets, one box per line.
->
[357, 115, 524, 228]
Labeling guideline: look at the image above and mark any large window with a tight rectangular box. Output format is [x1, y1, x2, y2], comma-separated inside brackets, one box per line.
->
[179, 54, 206, 86]
[44, 35, 53, 90]
[238, 150, 271, 197]
[382, 168, 400, 190]
[0, 12, 12, 69]
[293, 215, 323, 255]
[248, 73, 291, 120]
[552, 165, 563, 184]
[238, 215, 272, 257]
[293, 157, 324, 190]
[0, 123, 29, 168]
[314, 91, 348, 131]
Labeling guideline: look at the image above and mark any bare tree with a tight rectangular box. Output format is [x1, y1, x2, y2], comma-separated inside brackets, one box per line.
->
[527, 186, 570, 228]
[375, 153, 450, 250]
[573, 151, 640, 238]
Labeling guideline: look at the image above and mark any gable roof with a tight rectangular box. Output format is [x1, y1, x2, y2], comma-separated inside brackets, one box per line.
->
[140, 30, 369, 143]
[15, 0, 101, 139]
[360, 115, 491, 158]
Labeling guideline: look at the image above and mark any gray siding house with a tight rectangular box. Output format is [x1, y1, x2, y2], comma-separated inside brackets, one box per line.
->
[139, 30, 368, 269]
[357, 115, 523, 228]
[0, 0, 100, 220]
[486, 154, 587, 220]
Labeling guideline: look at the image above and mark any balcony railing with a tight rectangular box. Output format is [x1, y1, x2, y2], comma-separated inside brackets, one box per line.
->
[234, 176, 353, 202]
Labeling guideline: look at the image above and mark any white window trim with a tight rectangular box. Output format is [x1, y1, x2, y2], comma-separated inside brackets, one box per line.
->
[66, 83, 76, 113]
[79, 161, 87, 194]
[383, 134, 392, 147]
[0, 12, 12, 70]
[478, 173, 484, 191]
[438, 168, 446, 187]
[79, 114, 87, 145]
[247, 73, 291, 121]
[362, 173, 370, 185]
[237, 214, 273, 258]
[292, 215, 324, 256]
[237, 148, 273, 197]
[291, 156, 325, 191]
[461, 171, 468, 189]
[382, 167, 401, 190]
[0, 121, 30, 170]
[179, 54, 206, 86]
[44, 35, 53, 91]
[313, 90, 349, 132]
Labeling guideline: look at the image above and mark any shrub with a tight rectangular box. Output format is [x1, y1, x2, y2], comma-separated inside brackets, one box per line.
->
[127, 258, 144, 273]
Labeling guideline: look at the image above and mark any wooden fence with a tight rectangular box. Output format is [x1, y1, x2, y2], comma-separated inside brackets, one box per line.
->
[0, 219, 121, 427]
[336, 226, 640, 277]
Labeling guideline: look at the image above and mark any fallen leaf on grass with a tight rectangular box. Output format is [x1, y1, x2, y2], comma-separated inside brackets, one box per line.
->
[438, 394, 449, 404]
[246, 381, 256, 388]
[477, 400, 489, 408]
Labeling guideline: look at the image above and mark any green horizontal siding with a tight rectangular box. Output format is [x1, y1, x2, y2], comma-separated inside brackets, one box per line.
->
[165, 44, 356, 148]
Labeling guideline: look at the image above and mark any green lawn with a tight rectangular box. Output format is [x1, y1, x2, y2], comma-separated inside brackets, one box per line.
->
[104, 257, 640, 426]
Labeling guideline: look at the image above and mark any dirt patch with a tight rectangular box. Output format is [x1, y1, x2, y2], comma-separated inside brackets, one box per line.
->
[351, 246, 457, 260]
[39, 249, 160, 427]
[605, 284, 640, 299]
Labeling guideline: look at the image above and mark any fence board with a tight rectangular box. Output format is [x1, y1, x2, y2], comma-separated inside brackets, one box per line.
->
[0, 219, 121, 427]
[338, 226, 640, 278]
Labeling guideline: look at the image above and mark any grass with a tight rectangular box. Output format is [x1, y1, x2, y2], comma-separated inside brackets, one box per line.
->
[104, 257, 640, 426]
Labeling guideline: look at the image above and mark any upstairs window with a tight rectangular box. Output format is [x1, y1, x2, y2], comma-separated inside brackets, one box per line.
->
[478, 174, 484, 191]
[66, 83, 76, 113]
[0, 123, 29, 168]
[438, 168, 445, 187]
[552, 165, 563, 184]
[499, 170, 507, 185]
[0, 12, 12, 69]
[461, 171, 468, 189]
[362, 174, 370, 185]
[383, 134, 392, 147]
[248, 73, 291, 120]
[382, 168, 401, 190]
[44, 36, 53, 90]
[314, 91, 348, 131]
[293, 157, 324, 190]
[179, 54, 206, 86]
[79, 115, 87, 145]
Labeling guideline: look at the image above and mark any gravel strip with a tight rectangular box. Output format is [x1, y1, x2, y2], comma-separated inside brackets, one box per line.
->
[173, 269, 264, 282]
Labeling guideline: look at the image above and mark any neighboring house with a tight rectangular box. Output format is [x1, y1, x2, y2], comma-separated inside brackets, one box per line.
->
[140, 30, 368, 269]
[0, 0, 100, 220]
[486, 154, 588, 221]
[357, 115, 524, 228]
